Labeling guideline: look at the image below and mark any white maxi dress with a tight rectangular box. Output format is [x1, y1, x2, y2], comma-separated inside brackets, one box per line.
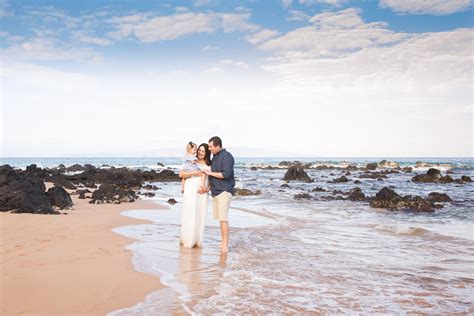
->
[180, 163, 210, 248]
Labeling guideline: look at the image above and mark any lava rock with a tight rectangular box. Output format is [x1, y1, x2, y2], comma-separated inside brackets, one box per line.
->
[89, 184, 136, 204]
[47, 186, 73, 209]
[366, 163, 378, 170]
[330, 176, 349, 183]
[294, 193, 311, 199]
[369, 187, 439, 212]
[427, 192, 452, 202]
[235, 188, 262, 196]
[412, 168, 454, 184]
[167, 198, 177, 205]
[347, 187, 365, 201]
[0, 165, 57, 214]
[283, 165, 313, 182]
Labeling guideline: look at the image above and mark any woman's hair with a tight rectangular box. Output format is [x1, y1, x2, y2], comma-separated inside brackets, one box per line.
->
[186, 141, 197, 153]
[197, 143, 212, 166]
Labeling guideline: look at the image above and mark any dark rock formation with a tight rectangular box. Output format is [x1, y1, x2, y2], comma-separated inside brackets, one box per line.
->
[65, 167, 180, 190]
[280, 183, 290, 188]
[366, 163, 378, 170]
[167, 198, 177, 205]
[402, 167, 413, 173]
[461, 175, 472, 182]
[294, 193, 311, 199]
[235, 188, 262, 196]
[0, 165, 57, 214]
[359, 172, 388, 179]
[46, 186, 73, 209]
[347, 187, 365, 201]
[141, 184, 160, 190]
[330, 176, 349, 183]
[283, 165, 313, 182]
[412, 168, 454, 183]
[311, 187, 327, 192]
[89, 184, 136, 204]
[354, 180, 362, 184]
[427, 192, 452, 202]
[369, 187, 440, 212]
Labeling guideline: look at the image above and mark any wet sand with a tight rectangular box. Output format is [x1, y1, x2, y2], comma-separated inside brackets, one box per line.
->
[0, 183, 165, 315]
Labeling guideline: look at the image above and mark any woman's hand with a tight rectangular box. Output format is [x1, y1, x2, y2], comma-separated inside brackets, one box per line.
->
[193, 170, 203, 177]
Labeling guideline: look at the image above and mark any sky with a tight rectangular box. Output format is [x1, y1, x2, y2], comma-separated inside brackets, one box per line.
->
[1, 0, 473, 157]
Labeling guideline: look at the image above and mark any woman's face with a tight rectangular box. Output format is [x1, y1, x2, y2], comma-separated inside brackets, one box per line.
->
[197, 146, 206, 159]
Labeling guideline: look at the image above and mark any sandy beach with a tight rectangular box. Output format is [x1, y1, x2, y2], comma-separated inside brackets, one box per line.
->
[0, 183, 165, 315]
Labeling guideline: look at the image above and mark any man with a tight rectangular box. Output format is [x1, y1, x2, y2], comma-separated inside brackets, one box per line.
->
[202, 136, 235, 253]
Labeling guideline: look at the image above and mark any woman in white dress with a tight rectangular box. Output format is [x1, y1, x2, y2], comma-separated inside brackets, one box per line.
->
[178, 143, 211, 248]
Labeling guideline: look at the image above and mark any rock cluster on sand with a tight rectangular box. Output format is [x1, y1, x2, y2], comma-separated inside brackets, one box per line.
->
[283, 165, 313, 182]
[0, 164, 180, 214]
[369, 187, 442, 212]
[89, 184, 136, 204]
[0, 165, 63, 214]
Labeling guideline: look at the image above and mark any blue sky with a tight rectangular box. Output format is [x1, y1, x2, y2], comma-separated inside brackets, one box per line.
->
[1, 0, 473, 157]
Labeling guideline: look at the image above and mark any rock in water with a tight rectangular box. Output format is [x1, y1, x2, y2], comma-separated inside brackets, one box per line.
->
[47, 186, 74, 209]
[370, 187, 439, 212]
[283, 165, 313, 182]
[330, 176, 350, 183]
[427, 192, 452, 202]
[234, 188, 262, 196]
[366, 163, 378, 170]
[412, 168, 454, 183]
[294, 193, 311, 199]
[347, 187, 365, 201]
[167, 198, 177, 205]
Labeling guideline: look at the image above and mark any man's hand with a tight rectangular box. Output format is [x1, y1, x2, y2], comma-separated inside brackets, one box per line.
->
[194, 170, 204, 176]
[203, 169, 211, 175]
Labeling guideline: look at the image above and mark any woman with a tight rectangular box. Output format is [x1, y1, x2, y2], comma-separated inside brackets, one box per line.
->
[179, 143, 211, 248]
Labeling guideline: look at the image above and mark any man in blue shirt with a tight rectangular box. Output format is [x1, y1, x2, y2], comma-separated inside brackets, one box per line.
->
[203, 136, 235, 253]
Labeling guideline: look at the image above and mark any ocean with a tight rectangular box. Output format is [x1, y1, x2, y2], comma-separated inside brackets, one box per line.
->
[2, 157, 473, 314]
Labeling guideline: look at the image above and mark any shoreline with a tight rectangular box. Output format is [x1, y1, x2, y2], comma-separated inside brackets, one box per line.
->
[0, 184, 166, 315]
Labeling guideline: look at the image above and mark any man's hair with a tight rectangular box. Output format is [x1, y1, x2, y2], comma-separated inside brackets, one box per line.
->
[208, 136, 222, 148]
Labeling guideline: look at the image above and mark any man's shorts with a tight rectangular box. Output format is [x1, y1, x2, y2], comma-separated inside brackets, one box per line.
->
[212, 191, 232, 221]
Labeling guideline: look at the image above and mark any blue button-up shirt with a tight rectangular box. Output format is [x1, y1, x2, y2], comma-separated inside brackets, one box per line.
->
[209, 149, 235, 197]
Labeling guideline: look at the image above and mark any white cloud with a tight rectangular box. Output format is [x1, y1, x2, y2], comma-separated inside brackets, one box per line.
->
[220, 59, 249, 69]
[259, 9, 407, 58]
[1, 37, 102, 62]
[202, 44, 219, 51]
[108, 12, 259, 43]
[286, 10, 311, 22]
[380, 0, 472, 15]
[282, 0, 348, 8]
[300, 0, 348, 6]
[245, 28, 280, 45]
[77, 35, 113, 46]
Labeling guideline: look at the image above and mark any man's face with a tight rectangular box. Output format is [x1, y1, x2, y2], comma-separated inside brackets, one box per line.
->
[208, 142, 220, 155]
